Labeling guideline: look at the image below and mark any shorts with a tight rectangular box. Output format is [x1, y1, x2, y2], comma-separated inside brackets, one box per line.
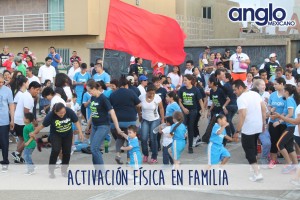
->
[130, 152, 142, 169]
[208, 142, 230, 165]
[277, 126, 295, 153]
[294, 136, 300, 146]
[231, 72, 246, 81]
[14, 124, 25, 137]
[172, 140, 186, 160]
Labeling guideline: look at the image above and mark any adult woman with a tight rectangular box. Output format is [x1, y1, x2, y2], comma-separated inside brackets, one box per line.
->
[96, 80, 111, 98]
[138, 84, 164, 163]
[26, 55, 34, 68]
[3, 70, 11, 86]
[167, 66, 182, 90]
[55, 73, 72, 102]
[244, 72, 254, 90]
[178, 74, 204, 153]
[85, 79, 122, 168]
[68, 60, 81, 81]
[110, 77, 141, 164]
[268, 77, 287, 168]
[30, 103, 83, 178]
[8, 70, 22, 97]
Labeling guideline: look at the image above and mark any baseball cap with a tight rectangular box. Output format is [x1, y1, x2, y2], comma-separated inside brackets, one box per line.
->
[139, 75, 148, 82]
[126, 76, 134, 84]
[157, 62, 163, 67]
[264, 58, 270, 63]
[269, 53, 276, 58]
[205, 46, 210, 50]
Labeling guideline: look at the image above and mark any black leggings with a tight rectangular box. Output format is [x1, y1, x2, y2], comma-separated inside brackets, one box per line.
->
[277, 126, 295, 153]
[269, 122, 286, 153]
[49, 133, 73, 173]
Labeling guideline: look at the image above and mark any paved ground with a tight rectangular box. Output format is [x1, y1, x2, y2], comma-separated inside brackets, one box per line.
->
[0, 115, 299, 200]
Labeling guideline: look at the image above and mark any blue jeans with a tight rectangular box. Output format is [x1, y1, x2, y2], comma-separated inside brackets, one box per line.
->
[90, 125, 110, 166]
[259, 130, 271, 159]
[23, 148, 35, 172]
[225, 105, 238, 136]
[141, 119, 160, 159]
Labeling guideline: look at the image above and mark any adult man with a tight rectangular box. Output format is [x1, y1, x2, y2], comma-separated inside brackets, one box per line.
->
[28, 81, 42, 120]
[92, 59, 111, 87]
[264, 53, 280, 80]
[269, 67, 285, 83]
[0, 74, 14, 172]
[22, 47, 36, 61]
[26, 68, 40, 84]
[38, 57, 56, 84]
[232, 80, 266, 182]
[199, 46, 211, 70]
[222, 48, 231, 70]
[184, 60, 194, 75]
[0, 46, 10, 73]
[48, 46, 61, 73]
[229, 46, 250, 81]
[11, 53, 28, 70]
[250, 65, 260, 77]
[14, 56, 26, 76]
[69, 51, 81, 65]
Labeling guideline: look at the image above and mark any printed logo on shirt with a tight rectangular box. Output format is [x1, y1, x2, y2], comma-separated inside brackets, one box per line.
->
[54, 118, 72, 133]
[90, 101, 99, 118]
[271, 101, 284, 107]
[182, 92, 194, 106]
[211, 95, 221, 107]
[270, 64, 278, 76]
[138, 65, 143, 75]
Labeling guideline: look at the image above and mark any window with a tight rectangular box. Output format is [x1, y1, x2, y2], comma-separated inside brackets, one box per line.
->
[56, 48, 70, 65]
[48, 0, 65, 31]
[203, 7, 212, 19]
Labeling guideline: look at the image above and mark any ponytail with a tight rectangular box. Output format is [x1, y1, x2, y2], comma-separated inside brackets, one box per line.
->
[284, 84, 300, 105]
[170, 111, 184, 135]
[16, 75, 28, 92]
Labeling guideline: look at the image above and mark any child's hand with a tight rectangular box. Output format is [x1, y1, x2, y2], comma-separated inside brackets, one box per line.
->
[232, 137, 239, 143]
[120, 146, 124, 150]
[223, 122, 229, 127]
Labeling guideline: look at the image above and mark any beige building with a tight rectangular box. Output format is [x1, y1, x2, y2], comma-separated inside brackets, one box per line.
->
[0, 0, 240, 65]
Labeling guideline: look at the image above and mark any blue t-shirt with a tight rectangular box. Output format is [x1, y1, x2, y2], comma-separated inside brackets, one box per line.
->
[171, 123, 186, 140]
[210, 123, 226, 146]
[268, 91, 286, 123]
[48, 53, 60, 68]
[93, 72, 110, 83]
[283, 96, 297, 127]
[0, 86, 13, 126]
[73, 72, 91, 92]
[103, 89, 112, 98]
[128, 136, 141, 156]
[166, 102, 181, 117]
[82, 92, 92, 120]
[110, 88, 140, 122]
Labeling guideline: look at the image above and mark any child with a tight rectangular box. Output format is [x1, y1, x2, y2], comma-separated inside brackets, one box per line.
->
[71, 93, 81, 154]
[208, 114, 237, 168]
[23, 113, 36, 175]
[158, 116, 174, 166]
[166, 77, 176, 90]
[162, 80, 172, 92]
[119, 125, 142, 171]
[169, 111, 187, 169]
[165, 91, 181, 117]
[39, 79, 51, 115]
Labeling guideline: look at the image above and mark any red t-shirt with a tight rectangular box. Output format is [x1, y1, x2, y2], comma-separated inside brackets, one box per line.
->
[27, 61, 33, 67]
[2, 60, 12, 71]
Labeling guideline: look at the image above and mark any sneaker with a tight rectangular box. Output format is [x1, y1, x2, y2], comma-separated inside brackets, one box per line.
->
[290, 179, 300, 187]
[194, 138, 203, 147]
[11, 152, 20, 162]
[36, 138, 43, 152]
[56, 159, 62, 165]
[49, 173, 56, 179]
[188, 147, 193, 154]
[71, 145, 76, 155]
[19, 157, 25, 164]
[115, 156, 124, 165]
[1, 165, 8, 173]
[143, 156, 148, 163]
[260, 158, 269, 169]
[24, 170, 35, 175]
[61, 172, 68, 178]
[192, 136, 200, 147]
[149, 159, 158, 164]
[281, 165, 297, 174]
[268, 160, 277, 169]
[249, 173, 263, 182]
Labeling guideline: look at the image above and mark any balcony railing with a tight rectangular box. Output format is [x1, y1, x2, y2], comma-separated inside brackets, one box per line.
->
[0, 12, 65, 33]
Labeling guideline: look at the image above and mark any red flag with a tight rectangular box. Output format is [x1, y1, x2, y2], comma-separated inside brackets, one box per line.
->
[104, 0, 186, 66]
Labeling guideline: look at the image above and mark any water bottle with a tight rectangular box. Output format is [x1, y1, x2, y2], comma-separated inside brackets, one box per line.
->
[104, 140, 109, 153]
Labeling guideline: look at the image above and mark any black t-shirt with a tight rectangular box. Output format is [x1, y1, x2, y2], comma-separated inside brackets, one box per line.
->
[129, 85, 141, 97]
[43, 107, 78, 136]
[222, 53, 231, 70]
[156, 87, 167, 110]
[129, 64, 144, 76]
[223, 82, 237, 106]
[90, 94, 112, 126]
[0, 53, 9, 67]
[210, 87, 227, 113]
[110, 88, 140, 122]
[178, 86, 202, 111]
[264, 62, 280, 79]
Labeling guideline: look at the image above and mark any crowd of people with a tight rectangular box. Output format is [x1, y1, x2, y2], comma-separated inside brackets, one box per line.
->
[0, 45, 300, 186]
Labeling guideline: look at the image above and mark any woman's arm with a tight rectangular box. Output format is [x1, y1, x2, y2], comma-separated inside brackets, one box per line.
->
[158, 102, 164, 123]
[29, 125, 45, 137]
[74, 121, 84, 141]
[109, 109, 122, 133]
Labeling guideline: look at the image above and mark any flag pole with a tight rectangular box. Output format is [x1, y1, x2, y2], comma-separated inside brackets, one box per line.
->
[102, 48, 105, 66]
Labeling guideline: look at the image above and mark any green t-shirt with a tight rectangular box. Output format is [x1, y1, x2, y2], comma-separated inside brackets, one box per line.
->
[23, 123, 36, 149]
[17, 64, 26, 77]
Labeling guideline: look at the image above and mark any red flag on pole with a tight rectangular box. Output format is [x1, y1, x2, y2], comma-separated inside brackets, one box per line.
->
[104, 0, 186, 66]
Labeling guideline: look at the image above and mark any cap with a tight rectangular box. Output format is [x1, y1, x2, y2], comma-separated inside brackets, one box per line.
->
[157, 62, 163, 67]
[264, 58, 270, 63]
[269, 53, 276, 58]
[205, 46, 210, 50]
[139, 75, 148, 82]
[126, 76, 134, 84]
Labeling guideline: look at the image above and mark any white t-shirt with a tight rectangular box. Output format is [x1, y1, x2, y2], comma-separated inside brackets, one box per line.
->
[50, 95, 66, 110]
[63, 86, 73, 101]
[139, 94, 162, 121]
[137, 85, 146, 97]
[68, 67, 81, 81]
[162, 126, 173, 147]
[14, 90, 34, 125]
[184, 68, 193, 75]
[285, 77, 296, 86]
[38, 65, 56, 83]
[261, 91, 270, 114]
[294, 105, 300, 137]
[168, 73, 182, 87]
[27, 75, 40, 84]
[70, 101, 80, 112]
[237, 91, 263, 135]
[229, 53, 249, 73]
[294, 57, 300, 64]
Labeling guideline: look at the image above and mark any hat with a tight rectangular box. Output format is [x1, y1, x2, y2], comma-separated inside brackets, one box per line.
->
[264, 58, 270, 63]
[126, 76, 134, 84]
[157, 62, 163, 67]
[205, 46, 210, 50]
[9, 53, 14, 57]
[139, 75, 148, 82]
[269, 53, 276, 58]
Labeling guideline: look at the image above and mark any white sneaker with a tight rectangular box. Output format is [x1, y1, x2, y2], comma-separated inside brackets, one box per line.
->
[192, 136, 200, 147]
[71, 145, 76, 155]
[56, 159, 62, 165]
[249, 173, 263, 182]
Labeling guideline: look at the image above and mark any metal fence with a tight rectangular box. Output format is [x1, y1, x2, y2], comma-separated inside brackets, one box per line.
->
[176, 15, 214, 40]
[0, 12, 65, 33]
